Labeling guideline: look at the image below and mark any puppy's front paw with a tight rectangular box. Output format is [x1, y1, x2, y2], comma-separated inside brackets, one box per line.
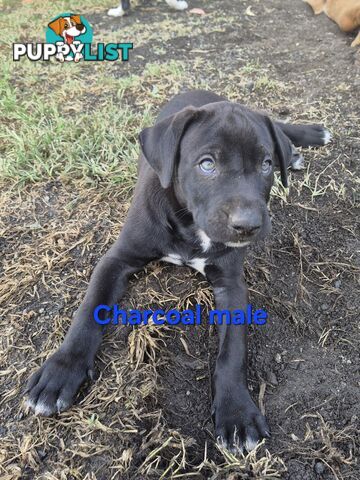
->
[290, 145, 305, 170]
[212, 391, 270, 453]
[25, 350, 93, 416]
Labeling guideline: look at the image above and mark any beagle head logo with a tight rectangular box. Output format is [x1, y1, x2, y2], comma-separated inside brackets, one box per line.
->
[48, 15, 86, 45]
[46, 13, 93, 62]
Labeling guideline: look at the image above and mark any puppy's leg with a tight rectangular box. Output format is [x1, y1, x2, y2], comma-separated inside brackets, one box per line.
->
[275, 121, 332, 148]
[165, 0, 188, 11]
[25, 227, 155, 416]
[108, 0, 130, 17]
[208, 260, 270, 452]
[303, 0, 326, 15]
[351, 31, 360, 47]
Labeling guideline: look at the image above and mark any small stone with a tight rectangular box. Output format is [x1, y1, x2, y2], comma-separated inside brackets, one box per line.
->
[275, 353, 282, 364]
[335, 280, 341, 289]
[246, 81, 254, 91]
[186, 390, 190, 396]
[314, 461, 325, 474]
[268, 371, 278, 385]
[39, 308, 44, 314]
[321, 304, 328, 311]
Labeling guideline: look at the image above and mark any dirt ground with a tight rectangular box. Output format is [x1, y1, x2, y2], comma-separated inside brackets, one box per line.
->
[1, 0, 359, 479]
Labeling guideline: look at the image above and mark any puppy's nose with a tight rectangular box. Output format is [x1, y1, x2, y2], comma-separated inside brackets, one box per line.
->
[76, 23, 85, 31]
[229, 209, 261, 235]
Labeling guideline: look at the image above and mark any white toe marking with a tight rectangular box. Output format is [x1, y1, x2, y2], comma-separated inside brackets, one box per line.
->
[34, 401, 53, 416]
[161, 253, 183, 266]
[245, 437, 258, 452]
[322, 129, 332, 145]
[165, 0, 188, 10]
[225, 241, 250, 248]
[291, 156, 305, 170]
[107, 5, 125, 16]
[187, 257, 206, 275]
[197, 229, 212, 252]
[216, 435, 227, 449]
[26, 399, 36, 411]
[161, 253, 207, 275]
[56, 398, 68, 413]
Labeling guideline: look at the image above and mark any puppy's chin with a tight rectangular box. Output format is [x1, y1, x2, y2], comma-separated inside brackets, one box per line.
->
[199, 228, 258, 247]
[224, 240, 252, 248]
[223, 231, 264, 248]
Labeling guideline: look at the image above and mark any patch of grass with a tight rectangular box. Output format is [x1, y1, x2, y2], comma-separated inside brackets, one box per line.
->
[0, 1, 185, 187]
[0, 0, 187, 187]
[270, 173, 290, 205]
[101, 16, 206, 46]
[0, 88, 152, 185]
[114, 60, 185, 102]
[0, 53, 187, 186]
[255, 74, 282, 92]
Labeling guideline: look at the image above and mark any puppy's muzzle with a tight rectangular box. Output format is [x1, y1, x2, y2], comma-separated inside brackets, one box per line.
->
[228, 208, 262, 239]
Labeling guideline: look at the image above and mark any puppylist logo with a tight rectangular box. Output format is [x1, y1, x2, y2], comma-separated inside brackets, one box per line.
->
[13, 13, 133, 63]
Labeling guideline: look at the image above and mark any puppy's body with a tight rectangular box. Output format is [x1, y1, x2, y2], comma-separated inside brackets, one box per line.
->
[108, 0, 188, 17]
[25, 90, 331, 452]
[305, 0, 360, 46]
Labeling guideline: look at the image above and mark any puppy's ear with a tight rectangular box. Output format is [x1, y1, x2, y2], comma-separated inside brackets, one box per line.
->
[265, 118, 292, 188]
[139, 107, 198, 189]
[48, 17, 65, 36]
[71, 15, 82, 24]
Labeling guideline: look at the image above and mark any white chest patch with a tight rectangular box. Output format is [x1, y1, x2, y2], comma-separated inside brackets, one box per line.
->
[161, 253, 183, 266]
[197, 229, 212, 252]
[161, 254, 207, 276]
[187, 257, 207, 275]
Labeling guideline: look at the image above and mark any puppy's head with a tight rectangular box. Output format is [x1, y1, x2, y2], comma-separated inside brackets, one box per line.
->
[139, 101, 292, 246]
[48, 15, 86, 42]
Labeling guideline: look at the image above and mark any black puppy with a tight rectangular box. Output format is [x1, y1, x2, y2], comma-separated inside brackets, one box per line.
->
[107, 0, 188, 17]
[25, 90, 330, 451]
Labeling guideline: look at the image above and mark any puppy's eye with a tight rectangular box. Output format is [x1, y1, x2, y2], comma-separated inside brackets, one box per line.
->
[199, 157, 216, 174]
[261, 155, 272, 175]
[64, 23, 69, 29]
